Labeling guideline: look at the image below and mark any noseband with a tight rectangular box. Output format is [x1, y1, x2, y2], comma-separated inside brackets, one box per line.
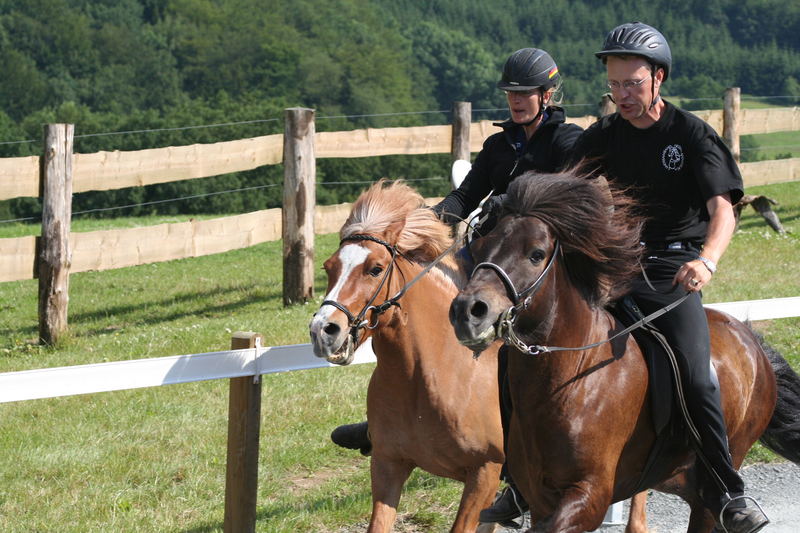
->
[319, 231, 463, 359]
[320, 234, 403, 356]
[471, 240, 561, 354]
[471, 236, 692, 357]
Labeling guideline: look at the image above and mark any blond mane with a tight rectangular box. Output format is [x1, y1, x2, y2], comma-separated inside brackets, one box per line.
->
[341, 180, 457, 270]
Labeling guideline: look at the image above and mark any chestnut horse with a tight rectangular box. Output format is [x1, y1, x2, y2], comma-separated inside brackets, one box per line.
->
[309, 181, 504, 532]
[449, 171, 800, 532]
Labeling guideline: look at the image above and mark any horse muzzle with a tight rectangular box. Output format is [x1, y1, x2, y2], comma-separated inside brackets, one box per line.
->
[309, 315, 356, 365]
[449, 292, 500, 354]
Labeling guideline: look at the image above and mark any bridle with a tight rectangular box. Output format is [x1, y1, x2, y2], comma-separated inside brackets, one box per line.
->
[470, 239, 561, 355]
[471, 233, 690, 356]
[320, 234, 402, 358]
[320, 232, 462, 359]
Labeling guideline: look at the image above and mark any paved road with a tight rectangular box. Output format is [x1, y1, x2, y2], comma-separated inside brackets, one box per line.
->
[496, 462, 799, 532]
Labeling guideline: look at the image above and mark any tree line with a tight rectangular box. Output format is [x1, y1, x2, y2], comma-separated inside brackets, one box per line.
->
[1, 0, 799, 222]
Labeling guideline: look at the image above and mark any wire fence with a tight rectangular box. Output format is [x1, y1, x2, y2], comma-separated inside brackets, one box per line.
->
[5, 94, 798, 148]
[2, 95, 799, 226]
[0, 177, 450, 225]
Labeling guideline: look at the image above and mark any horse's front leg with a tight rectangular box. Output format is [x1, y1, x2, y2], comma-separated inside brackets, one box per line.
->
[526, 479, 612, 533]
[367, 456, 414, 533]
[450, 461, 502, 533]
[626, 491, 649, 533]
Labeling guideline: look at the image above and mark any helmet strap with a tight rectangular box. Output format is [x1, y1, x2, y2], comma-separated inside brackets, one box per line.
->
[517, 89, 546, 128]
[648, 65, 662, 110]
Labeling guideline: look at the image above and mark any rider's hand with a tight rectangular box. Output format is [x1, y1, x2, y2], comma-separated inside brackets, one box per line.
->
[482, 194, 507, 217]
[674, 259, 712, 292]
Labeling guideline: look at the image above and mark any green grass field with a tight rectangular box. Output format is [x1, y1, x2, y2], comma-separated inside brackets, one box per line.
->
[742, 130, 800, 161]
[0, 181, 798, 532]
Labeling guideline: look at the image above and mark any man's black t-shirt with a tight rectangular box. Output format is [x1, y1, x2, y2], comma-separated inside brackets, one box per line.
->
[572, 101, 744, 243]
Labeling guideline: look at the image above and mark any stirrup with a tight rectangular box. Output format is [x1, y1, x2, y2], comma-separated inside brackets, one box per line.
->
[716, 495, 770, 533]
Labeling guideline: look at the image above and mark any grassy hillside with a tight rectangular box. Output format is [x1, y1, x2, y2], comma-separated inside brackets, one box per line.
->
[0, 181, 797, 532]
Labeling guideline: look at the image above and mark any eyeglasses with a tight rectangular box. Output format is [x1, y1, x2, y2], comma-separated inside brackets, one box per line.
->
[606, 78, 648, 91]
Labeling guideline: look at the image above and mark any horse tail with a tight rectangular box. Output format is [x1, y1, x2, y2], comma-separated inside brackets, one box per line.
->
[758, 335, 800, 464]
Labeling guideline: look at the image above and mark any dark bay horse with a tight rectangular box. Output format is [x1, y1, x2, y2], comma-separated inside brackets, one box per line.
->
[309, 181, 504, 532]
[449, 171, 800, 532]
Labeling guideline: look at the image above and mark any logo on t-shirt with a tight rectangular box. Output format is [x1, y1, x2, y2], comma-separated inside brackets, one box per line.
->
[661, 144, 684, 171]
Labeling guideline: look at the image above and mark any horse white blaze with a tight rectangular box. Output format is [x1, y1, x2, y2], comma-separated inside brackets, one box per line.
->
[314, 244, 371, 324]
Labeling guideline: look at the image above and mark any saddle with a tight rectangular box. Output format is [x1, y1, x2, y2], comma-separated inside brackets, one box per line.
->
[611, 296, 676, 436]
[609, 296, 720, 493]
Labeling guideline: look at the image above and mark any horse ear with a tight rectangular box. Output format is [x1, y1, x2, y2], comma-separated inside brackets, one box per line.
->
[383, 218, 406, 245]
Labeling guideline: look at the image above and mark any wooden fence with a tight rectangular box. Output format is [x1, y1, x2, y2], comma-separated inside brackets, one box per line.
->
[1, 92, 799, 342]
[1, 297, 798, 531]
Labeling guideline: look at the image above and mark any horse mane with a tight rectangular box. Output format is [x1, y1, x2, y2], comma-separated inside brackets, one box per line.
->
[505, 170, 644, 307]
[341, 180, 458, 271]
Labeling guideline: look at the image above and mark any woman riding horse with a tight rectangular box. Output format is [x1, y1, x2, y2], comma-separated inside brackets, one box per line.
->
[331, 45, 583, 526]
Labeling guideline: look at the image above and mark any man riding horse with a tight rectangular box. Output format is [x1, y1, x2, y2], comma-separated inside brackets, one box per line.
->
[568, 22, 768, 533]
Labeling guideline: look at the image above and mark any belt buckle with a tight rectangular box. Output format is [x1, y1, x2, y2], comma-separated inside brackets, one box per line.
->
[667, 241, 684, 250]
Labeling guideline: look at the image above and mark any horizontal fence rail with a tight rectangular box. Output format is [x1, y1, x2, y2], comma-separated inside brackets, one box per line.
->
[2, 106, 799, 203]
[0, 199, 438, 283]
[2, 92, 799, 345]
[1, 296, 797, 405]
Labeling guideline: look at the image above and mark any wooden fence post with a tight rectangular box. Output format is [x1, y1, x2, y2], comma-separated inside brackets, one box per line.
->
[723, 87, 741, 162]
[282, 107, 316, 306]
[599, 93, 616, 117]
[224, 332, 263, 533]
[451, 101, 471, 162]
[38, 123, 74, 345]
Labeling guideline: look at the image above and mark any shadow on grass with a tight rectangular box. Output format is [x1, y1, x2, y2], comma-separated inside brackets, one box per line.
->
[74, 286, 281, 335]
[0, 284, 284, 342]
[738, 211, 798, 232]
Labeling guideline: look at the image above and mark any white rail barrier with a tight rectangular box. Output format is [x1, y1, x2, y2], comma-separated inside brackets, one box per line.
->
[0, 296, 797, 527]
[1, 296, 798, 405]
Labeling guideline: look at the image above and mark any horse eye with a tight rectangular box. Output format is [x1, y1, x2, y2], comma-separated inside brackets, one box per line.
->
[530, 250, 546, 264]
[369, 266, 384, 277]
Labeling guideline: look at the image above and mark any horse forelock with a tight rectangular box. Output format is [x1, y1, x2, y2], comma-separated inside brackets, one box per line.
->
[341, 179, 456, 267]
[506, 170, 643, 307]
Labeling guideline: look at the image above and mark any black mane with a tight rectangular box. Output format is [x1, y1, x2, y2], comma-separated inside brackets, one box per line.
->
[505, 170, 644, 306]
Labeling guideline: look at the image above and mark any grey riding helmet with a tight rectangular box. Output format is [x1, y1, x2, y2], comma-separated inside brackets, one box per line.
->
[497, 48, 561, 91]
[595, 22, 672, 80]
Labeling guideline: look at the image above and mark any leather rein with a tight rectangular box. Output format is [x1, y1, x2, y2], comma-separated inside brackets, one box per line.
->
[473, 238, 690, 356]
[320, 233, 462, 357]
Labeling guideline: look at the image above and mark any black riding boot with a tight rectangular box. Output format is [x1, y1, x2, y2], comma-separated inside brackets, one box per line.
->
[713, 495, 770, 533]
[330, 421, 371, 456]
[479, 482, 529, 525]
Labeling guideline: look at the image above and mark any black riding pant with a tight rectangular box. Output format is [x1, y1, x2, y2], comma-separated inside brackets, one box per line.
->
[631, 246, 744, 513]
[495, 246, 745, 511]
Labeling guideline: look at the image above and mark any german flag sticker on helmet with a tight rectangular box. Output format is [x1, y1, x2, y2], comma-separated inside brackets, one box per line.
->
[548, 66, 559, 79]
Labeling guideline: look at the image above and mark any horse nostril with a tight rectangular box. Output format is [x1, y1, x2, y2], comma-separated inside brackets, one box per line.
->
[470, 300, 488, 320]
[323, 323, 341, 336]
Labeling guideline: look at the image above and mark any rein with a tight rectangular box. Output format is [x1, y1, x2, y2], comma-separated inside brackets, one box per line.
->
[475, 239, 691, 356]
[320, 232, 463, 357]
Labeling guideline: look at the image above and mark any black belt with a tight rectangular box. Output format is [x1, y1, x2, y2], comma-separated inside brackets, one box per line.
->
[641, 240, 700, 251]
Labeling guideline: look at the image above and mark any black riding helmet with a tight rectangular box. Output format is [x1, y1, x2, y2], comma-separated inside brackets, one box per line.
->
[595, 22, 672, 80]
[497, 48, 561, 91]
[498, 48, 560, 126]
